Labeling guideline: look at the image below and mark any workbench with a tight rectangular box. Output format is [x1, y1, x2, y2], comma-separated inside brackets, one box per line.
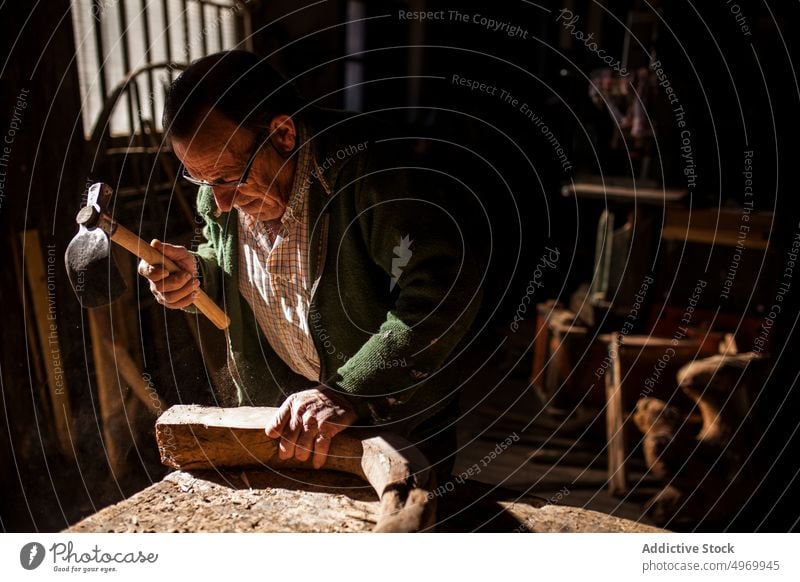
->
[66, 405, 665, 533]
[67, 469, 664, 533]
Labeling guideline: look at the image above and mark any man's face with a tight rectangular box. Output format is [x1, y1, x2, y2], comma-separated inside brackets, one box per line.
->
[172, 108, 297, 221]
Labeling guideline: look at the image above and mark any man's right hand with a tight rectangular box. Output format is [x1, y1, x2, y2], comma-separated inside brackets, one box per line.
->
[137, 239, 199, 309]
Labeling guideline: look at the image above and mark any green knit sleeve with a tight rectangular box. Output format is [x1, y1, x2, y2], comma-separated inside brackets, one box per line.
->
[192, 218, 222, 303]
[184, 186, 222, 313]
[331, 156, 483, 420]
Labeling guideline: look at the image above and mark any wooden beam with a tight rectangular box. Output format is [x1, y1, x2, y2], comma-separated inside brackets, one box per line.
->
[86, 244, 150, 480]
[10, 232, 48, 416]
[87, 308, 129, 477]
[21, 229, 74, 459]
[663, 208, 773, 249]
[156, 405, 436, 532]
[605, 333, 628, 496]
[562, 182, 687, 204]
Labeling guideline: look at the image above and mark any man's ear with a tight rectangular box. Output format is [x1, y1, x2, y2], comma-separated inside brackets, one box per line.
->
[268, 114, 296, 155]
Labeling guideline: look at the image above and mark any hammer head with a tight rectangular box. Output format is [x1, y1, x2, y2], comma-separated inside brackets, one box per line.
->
[64, 183, 127, 308]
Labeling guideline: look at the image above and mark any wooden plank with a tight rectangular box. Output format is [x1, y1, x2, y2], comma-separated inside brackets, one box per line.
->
[156, 405, 436, 532]
[663, 208, 772, 249]
[87, 308, 129, 476]
[605, 333, 628, 496]
[109, 338, 162, 416]
[562, 182, 686, 204]
[86, 247, 150, 480]
[530, 310, 549, 390]
[661, 226, 769, 249]
[21, 229, 74, 459]
[97, 245, 160, 418]
[10, 232, 48, 416]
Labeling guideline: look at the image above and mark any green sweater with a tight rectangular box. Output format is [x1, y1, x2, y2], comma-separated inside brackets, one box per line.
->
[191, 109, 483, 436]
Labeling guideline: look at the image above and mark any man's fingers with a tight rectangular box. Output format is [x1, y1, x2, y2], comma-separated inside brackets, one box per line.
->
[161, 280, 199, 305]
[301, 408, 318, 432]
[311, 405, 356, 468]
[278, 416, 301, 460]
[163, 290, 198, 309]
[138, 261, 170, 282]
[265, 399, 292, 439]
[139, 241, 195, 284]
[150, 239, 186, 259]
[149, 277, 198, 309]
[152, 271, 193, 293]
[151, 239, 196, 273]
[292, 410, 318, 462]
[316, 409, 356, 440]
[138, 240, 198, 310]
[294, 425, 316, 463]
[265, 388, 356, 469]
[312, 433, 332, 469]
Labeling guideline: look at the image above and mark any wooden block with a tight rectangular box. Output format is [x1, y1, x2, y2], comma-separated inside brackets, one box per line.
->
[155, 405, 436, 532]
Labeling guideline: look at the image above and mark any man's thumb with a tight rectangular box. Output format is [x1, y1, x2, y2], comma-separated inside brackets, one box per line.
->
[151, 239, 185, 260]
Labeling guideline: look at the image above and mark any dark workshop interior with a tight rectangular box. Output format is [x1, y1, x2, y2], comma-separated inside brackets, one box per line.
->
[1, 0, 799, 534]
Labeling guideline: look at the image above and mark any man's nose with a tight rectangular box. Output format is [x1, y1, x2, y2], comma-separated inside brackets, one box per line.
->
[212, 187, 237, 212]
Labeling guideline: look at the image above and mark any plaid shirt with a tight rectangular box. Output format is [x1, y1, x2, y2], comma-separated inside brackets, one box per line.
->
[237, 127, 327, 382]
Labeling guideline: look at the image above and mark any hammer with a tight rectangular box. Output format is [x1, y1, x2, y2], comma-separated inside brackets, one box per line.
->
[65, 182, 230, 329]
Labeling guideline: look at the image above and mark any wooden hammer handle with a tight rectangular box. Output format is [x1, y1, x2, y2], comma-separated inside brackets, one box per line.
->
[111, 222, 231, 330]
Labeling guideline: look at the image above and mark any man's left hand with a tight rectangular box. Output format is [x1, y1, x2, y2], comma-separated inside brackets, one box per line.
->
[265, 387, 357, 468]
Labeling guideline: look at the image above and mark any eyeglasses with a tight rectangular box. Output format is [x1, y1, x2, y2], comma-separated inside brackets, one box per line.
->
[180, 130, 266, 190]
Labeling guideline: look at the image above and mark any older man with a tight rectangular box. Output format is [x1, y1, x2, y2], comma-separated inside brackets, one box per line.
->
[139, 51, 482, 472]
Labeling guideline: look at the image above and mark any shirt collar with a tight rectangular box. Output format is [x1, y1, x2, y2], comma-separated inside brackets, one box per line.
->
[240, 121, 332, 233]
[282, 123, 333, 220]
